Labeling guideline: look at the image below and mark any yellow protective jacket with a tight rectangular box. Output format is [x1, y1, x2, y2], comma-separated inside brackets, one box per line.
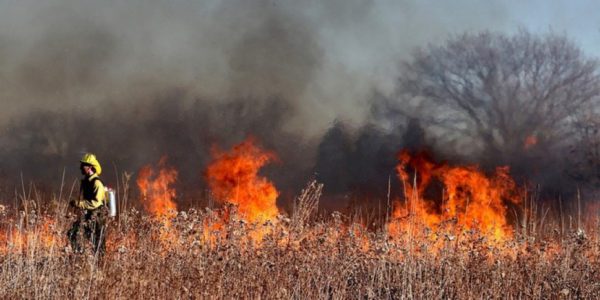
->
[77, 173, 106, 210]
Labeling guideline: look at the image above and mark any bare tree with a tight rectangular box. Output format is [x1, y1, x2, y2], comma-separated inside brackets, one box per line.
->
[396, 30, 600, 166]
[569, 114, 600, 186]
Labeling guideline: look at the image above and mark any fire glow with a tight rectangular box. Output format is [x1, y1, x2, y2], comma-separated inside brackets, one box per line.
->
[136, 156, 178, 248]
[137, 156, 178, 219]
[389, 150, 522, 242]
[0, 141, 527, 255]
[0, 217, 58, 255]
[206, 137, 279, 224]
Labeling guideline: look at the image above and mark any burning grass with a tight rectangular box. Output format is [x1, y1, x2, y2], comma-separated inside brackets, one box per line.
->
[1, 142, 600, 298]
[0, 185, 600, 299]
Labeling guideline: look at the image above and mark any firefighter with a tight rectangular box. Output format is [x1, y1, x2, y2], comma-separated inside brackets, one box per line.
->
[67, 153, 109, 255]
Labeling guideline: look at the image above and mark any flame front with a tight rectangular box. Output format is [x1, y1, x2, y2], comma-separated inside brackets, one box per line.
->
[206, 138, 279, 224]
[136, 156, 178, 249]
[137, 156, 178, 219]
[390, 150, 521, 242]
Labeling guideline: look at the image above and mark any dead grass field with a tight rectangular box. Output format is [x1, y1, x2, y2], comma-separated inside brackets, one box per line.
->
[1, 182, 599, 299]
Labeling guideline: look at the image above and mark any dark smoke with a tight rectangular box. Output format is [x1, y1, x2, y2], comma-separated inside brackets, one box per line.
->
[0, 0, 326, 203]
[0, 95, 312, 200]
[313, 93, 429, 206]
[1, 1, 599, 209]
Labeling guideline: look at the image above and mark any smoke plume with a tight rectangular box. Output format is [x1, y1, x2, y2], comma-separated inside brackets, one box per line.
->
[0, 0, 597, 206]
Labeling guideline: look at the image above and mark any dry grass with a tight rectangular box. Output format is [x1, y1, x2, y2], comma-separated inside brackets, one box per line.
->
[1, 183, 600, 299]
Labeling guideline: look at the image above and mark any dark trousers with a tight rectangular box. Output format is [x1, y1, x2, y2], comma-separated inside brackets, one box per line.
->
[67, 206, 108, 255]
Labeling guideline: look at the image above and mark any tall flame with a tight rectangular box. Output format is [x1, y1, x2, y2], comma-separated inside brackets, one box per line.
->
[136, 156, 179, 250]
[206, 138, 279, 224]
[390, 150, 521, 242]
[136, 156, 178, 219]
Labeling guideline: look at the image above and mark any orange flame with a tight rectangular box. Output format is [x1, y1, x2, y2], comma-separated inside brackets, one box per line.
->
[390, 150, 521, 242]
[136, 156, 178, 249]
[137, 156, 178, 219]
[524, 135, 538, 150]
[0, 217, 59, 254]
[206, 138, 279, 224]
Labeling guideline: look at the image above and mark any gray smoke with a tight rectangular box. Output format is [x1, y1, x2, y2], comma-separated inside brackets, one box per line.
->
[0, 0, 363, 136]
[1, 0, 598, 205]
[0, 0, 330, 196]
[0, 0, 528, 132]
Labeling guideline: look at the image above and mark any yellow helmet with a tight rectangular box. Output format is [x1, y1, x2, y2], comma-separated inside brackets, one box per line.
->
[80, 153, 102, 175]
